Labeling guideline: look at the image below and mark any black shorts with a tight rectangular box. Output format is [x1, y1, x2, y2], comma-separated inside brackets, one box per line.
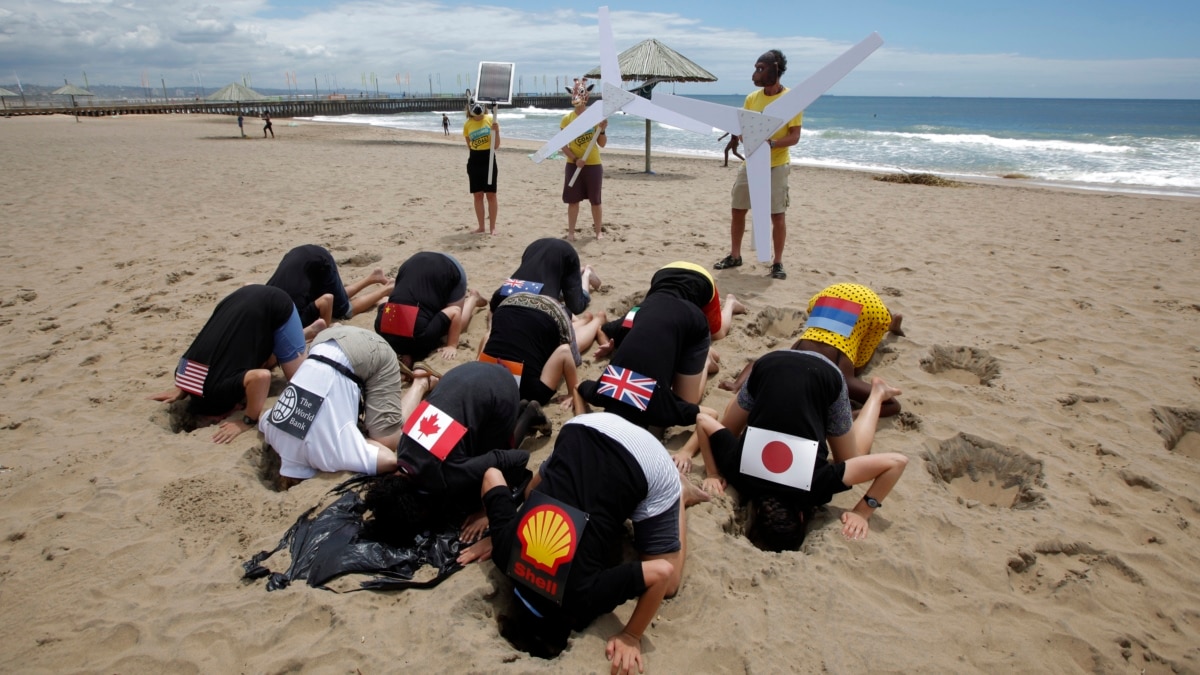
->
[708, 427, 850, 506]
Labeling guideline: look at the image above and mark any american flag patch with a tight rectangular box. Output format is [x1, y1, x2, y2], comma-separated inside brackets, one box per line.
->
[175, 358, 209, 396]
[596, 365, 656, 412]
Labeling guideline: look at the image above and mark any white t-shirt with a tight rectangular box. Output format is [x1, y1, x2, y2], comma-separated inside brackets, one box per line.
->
[260, 342, 378, 479]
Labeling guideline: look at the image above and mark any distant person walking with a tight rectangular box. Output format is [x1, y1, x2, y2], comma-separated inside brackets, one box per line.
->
[262, 112, 274, 139]
[719, 132, 743, 167]
[237, 114, 245, 138]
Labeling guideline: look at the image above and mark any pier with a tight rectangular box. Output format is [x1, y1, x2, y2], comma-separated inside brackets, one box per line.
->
[0, 94, 576, 118]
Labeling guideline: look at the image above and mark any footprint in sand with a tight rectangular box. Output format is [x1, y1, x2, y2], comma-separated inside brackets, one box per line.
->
[923, 432, 1045, 509]
[1152, 406, 1200, 459]
[919, 345, 1001, 386]
[1007, 541, 1145, 601]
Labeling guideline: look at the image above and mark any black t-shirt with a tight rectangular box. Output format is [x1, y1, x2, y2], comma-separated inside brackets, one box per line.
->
[396, 362, 525, 509]
[581, 292, 710, 427]
[375, 252, 465, 356]
[182, 284, 296, 415]
[488, 238, 588, 314]
[265, 245, 344, 325]
[487, 420, 652, 629]
[483, 304, 562, 401]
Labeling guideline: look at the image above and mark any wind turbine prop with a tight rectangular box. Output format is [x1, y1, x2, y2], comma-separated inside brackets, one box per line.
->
[654, 32, 884, 263]
[532, 5, 712, 187]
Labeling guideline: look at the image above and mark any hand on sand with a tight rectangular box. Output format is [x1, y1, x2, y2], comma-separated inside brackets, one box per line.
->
[871, 377, 902, 402]
[149, 387, 186, 403]
[606, 632, 644, 675]
[213, 417, 252, 444]
[593, 341, 614, 360]
[701, 475, 727, 497]
[438, 345, 458, 360]
[456, 537, 493, 565]
[841, 511, 870, 541]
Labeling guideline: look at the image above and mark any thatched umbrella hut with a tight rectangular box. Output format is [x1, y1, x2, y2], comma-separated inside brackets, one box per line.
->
[0, 86, 19, 112]
[586, 38, 717, 172]
[52, 83, 95, 122]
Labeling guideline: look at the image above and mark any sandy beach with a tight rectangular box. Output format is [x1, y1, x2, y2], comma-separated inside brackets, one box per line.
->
[1, 112, 1198, 673]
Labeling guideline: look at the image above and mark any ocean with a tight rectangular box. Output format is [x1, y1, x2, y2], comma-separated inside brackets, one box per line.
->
[307, 95, 1200, 197]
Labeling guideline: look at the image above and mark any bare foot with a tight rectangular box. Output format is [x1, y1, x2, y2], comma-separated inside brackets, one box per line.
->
[367, 267, 390, 286]
[889, 313, 905, 337]
[567, 232, 576, 242]
[595, 230, 604, 240]
[717, 378, 738, 392]
[303, 318, 327, 341]
[583, 265, 602, 291]
[680, 475, 711, 508]
[727, 293, 747, 315]
[473, 227, 485, 234]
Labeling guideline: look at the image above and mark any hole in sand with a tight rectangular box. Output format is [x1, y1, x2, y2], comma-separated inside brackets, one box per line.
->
[919, 345, 1001, 386]
[924, 433, 1044, 509]
[746, 306, 805, 340]
[1151, 406, 1200, 456]
[251, 442, 288, 492]
[607, 292, 644, 321]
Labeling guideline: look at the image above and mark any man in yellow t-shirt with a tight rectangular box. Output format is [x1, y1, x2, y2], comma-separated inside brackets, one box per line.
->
[463, 101, 500, 234]
[560, 79, 608, 241]
[714, 49, 803, 281]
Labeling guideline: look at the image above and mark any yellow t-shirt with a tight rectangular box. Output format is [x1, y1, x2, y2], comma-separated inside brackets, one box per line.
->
[744, 88, 803, 168]
[463, 115, 494, 151]
[560, 110, 602, 165]
[799, 283, 891, 369]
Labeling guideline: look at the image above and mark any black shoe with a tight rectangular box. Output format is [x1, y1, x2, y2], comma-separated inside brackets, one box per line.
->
[714, 255, 743, 270]
[769, 263, 787, 280]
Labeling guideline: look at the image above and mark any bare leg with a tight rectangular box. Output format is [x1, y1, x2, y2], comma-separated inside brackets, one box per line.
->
[591, 204, 603, 239]
[729, 208, 747, 260]
[349, 283, 393, 318]
[486, 192, 498, 234]
[889, 313, 905, 337]
[458, 289, 486, 334]
[770, 212, 786, 265]
[314, 293, 334, 329]
[711, 293, 747, 341]
[571, 310, 606, 353]
[472, 192, 486, 233]
[567, 202, 580, 241]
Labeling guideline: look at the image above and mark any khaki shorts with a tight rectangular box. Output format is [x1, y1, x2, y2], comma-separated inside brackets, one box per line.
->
[731, 164, 790, 213]
[312, 326, 404, 438]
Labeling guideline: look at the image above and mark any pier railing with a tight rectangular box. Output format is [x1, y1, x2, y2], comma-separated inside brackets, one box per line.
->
[0, 94, 576, 118]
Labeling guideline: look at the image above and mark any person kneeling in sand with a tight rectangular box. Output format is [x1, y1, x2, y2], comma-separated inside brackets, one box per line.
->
[375, 251, 485, 370]
[720, 282, 905, 417]
[579, 262, 745, 431]
[151, 284, 315, 444]
[258, 325, 437, 490]
[487, 237, 600, 316]
[478, 292, 606, 416]
[456, 412, 708, 673]
[688, 348, 907, 549]
[266, 244, 394, 335]
[392, 361, 549, 543]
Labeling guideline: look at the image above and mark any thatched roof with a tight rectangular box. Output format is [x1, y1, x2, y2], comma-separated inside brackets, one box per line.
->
[52, 84, 94, 96]
[0, 87, 19, 97]
[206, 82, 267, 102]
[585, 38, 716, 83]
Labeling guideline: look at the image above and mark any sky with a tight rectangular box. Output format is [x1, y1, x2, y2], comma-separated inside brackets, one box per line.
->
[1, 0, 1198, 99]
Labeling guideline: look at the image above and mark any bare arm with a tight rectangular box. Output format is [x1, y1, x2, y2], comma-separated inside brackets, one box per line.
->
[606, 559, 672, 675]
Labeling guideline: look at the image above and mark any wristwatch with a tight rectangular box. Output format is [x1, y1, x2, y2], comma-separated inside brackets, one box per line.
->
[243, 414, 259, 426]
[863, 495, 882, 509]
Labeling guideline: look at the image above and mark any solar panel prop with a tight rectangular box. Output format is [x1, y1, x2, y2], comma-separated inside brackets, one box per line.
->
[653, 33, 884, 263]
[474, 62, 515, 185]
[531, 6, 713, 187]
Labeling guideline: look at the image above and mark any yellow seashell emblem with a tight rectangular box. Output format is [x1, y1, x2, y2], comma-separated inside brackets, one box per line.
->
[518, 506, 576, 573]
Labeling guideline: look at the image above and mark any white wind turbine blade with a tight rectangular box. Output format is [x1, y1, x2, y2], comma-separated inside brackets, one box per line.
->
[598, 6, 620, 86]
[745, 145, 774, 262]
[532, 105, 605, 163]
[653, 91, 745, 134]
[623, 95, 715, 134]
[763, 32, 884, 120]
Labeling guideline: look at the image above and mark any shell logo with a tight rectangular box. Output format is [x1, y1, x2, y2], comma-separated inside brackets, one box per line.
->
[517, 505, 578, 575]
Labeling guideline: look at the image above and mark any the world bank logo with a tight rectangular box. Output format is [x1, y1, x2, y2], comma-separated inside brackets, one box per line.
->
[270, 385, 298, 424]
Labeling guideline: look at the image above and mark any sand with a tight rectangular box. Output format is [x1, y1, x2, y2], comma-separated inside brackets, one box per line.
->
[1, 113, 1198, 674]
